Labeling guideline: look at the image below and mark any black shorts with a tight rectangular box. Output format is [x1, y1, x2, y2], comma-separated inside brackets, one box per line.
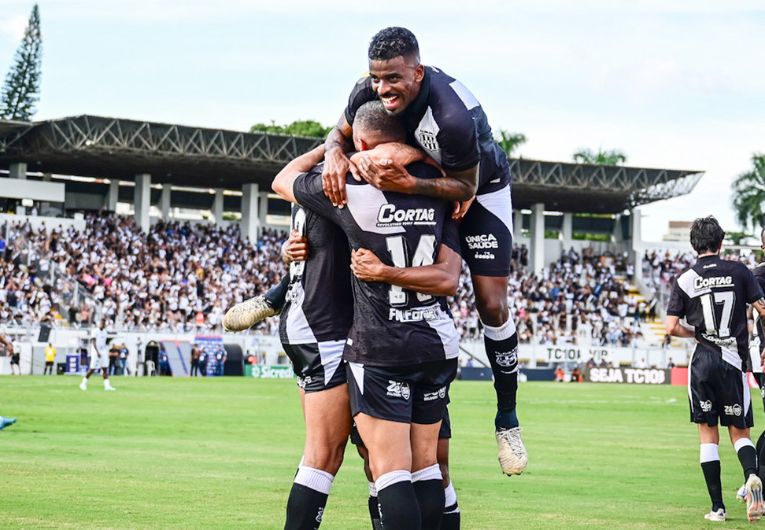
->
[10, 354, 19, 366]
[348, 359, 457, 425]
[282, 340, 347, 393]
[459, 183, 513, 277]
[350, 394, 452, 446]
[688, 350, 753, 428]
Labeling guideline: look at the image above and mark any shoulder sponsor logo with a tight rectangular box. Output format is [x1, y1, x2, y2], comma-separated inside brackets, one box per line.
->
[417, 130, 439, 152]
[724, 404, 743, 416]
[465, 234, 498, 250]
[377, 204, 436, 228]
[700, 400, 712, 412]
[694, 276, 733, 290]
[386, 380, 411, 400]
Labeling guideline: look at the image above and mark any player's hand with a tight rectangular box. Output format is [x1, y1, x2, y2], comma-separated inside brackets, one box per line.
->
[351, 143, 424, 170]
[350, 248, 387, 282]
[356, 158, 416, 194]
[322, 147, 352, 207]
[282, 231, 308, 264]
[452, 196, 475, 220]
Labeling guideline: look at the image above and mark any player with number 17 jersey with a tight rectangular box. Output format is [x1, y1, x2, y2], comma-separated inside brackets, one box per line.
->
[293, 161, 460, 366]
[667, 254, 763, 428]
[667, 255, 762, 371]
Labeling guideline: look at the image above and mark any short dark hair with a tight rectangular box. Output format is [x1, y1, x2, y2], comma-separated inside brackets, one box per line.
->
[368, 27, 420, 62]
[689, 216, 725, 254]
[354, 101, 406, 143]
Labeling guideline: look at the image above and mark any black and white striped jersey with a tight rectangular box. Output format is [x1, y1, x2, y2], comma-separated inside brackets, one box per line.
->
[279, 204, 353, 345]
[667, 255, 763, 370]
[293, 161, 461, 367]
[344, 66, 511, 194]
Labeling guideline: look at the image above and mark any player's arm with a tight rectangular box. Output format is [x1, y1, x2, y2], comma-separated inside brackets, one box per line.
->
[271, 146, 326, 204]
[751, 298, 765, 366]
[321, 114, 357, 207]
[664, 315, 695, 338]
[350, 243, 461, 296]
[357, 159, 477, 202]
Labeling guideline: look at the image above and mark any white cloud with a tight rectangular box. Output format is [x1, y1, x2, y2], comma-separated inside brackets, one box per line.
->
[0, 15, 26, 42]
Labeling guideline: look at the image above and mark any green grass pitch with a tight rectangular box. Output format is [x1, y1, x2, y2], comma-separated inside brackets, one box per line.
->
[0, 376, 760, 528]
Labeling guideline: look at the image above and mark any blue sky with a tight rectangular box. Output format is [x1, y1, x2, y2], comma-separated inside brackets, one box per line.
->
[1, 0, 763, 241]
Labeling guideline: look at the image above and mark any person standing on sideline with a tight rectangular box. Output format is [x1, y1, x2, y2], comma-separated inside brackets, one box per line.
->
[44, 342, 56, 375]
[666, 216, 765, 522]
[190, 344, 200, 377]
[79, 321, 116, 391]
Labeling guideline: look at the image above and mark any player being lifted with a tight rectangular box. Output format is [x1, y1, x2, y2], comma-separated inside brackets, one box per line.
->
[665, 216, 765, 522]
[227, 25, 527, 477]
[273, 100, 461, 530]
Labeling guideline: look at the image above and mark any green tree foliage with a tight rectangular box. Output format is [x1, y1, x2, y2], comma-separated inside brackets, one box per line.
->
[572, 148, 627, 166]
[250, 120, 331, 138]
[732, 154, 765, 230]
[495, 130, 526, 156]
[1, 5, 42, 121]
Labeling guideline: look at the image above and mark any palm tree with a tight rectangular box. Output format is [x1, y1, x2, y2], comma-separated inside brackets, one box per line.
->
[732, 154, 765, 230]
[495, 130, 526, 156]
[572, 148, 627, 166]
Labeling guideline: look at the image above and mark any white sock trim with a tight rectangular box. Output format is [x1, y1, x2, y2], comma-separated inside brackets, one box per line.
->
[735, 438, 755, 453]
[444, 481, 458, 508]
[375, 470, 411, 492]
[294, 466, 335, 495]
[482, 318, 517, 341]
[368, 481, 377, 497]
[412, 463, 442, 483]
[700, 443, 720, 463]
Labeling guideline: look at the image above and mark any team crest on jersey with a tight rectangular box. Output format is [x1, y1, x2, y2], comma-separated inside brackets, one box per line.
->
[699, 400, 712, 412]
[495, 348, 518, 368]
[417, 130, 439, 152]
[376, 204, 436, 227]
[387, 380, 411, 400]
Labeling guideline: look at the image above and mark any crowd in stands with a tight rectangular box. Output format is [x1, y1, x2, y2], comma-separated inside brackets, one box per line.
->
[1, 213, 656, 347]
[0, 214, 286, 334]
[451, 246, 651, 348]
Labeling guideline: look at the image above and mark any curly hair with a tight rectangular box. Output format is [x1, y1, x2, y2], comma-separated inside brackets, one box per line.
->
[368, 27, 420, 62]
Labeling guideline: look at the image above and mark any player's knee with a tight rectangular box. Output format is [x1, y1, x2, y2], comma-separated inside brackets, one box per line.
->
[303, 441, 346, 475]
[476, 295, 508, 326]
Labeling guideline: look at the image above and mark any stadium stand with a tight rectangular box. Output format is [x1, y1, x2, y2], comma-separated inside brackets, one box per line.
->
[2, 213, 660, 351]
[0, 214, 286, 334]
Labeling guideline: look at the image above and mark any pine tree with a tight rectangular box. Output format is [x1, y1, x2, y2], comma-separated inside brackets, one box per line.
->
[1, 5, 42, 121]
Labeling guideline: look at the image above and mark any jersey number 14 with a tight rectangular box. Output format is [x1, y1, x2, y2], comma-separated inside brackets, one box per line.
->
[386, 234, 436, 306]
